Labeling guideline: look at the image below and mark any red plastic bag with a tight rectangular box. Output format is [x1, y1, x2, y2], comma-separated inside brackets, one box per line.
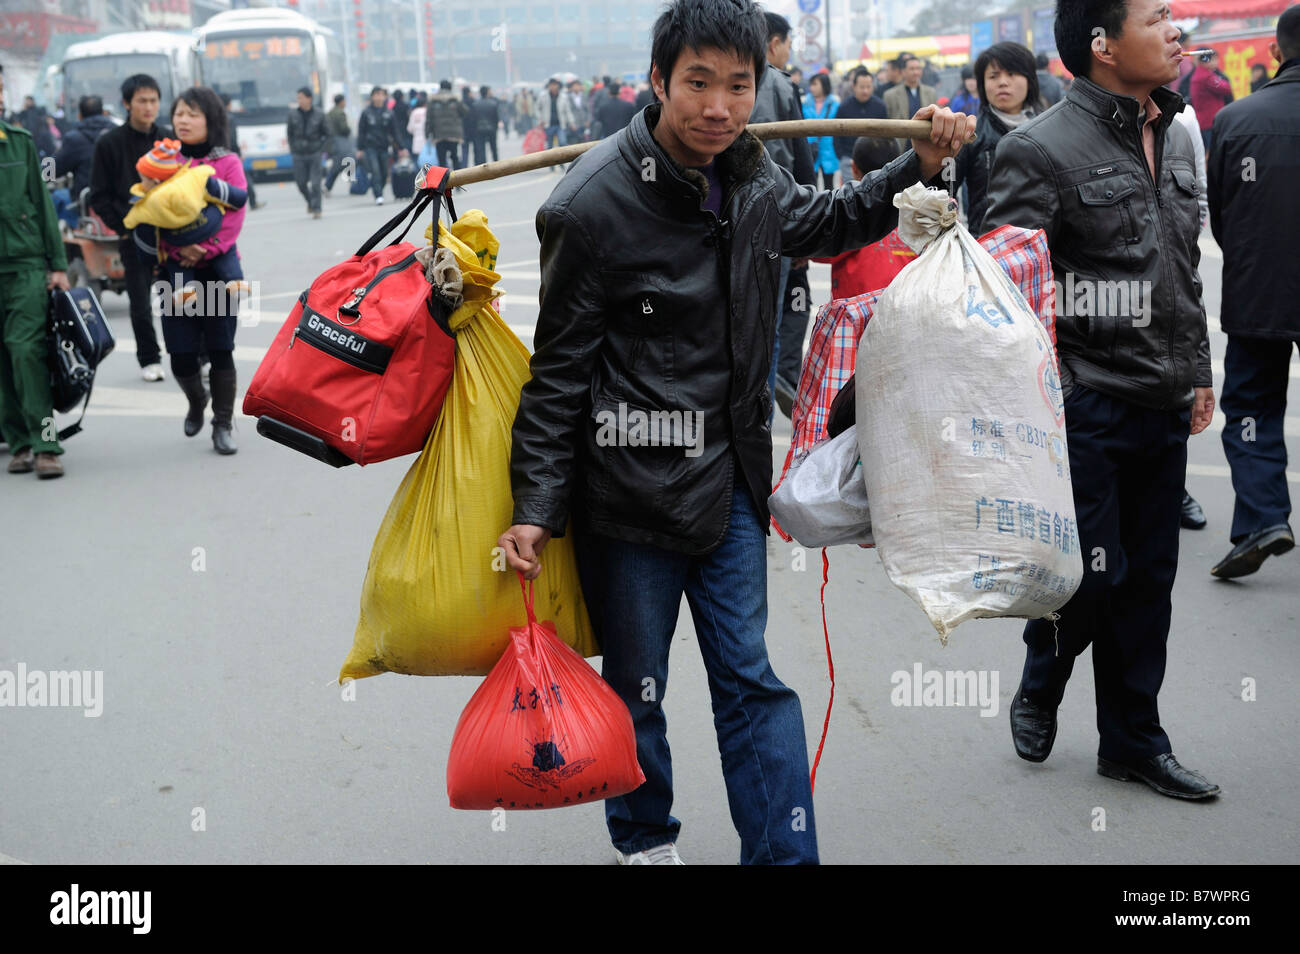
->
[522, 127, 547, 155]
[446, 574, 644, 810]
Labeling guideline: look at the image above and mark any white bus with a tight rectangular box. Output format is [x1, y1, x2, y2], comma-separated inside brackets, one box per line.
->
[195, 8, 347, 178]
[60, 32, 199, 121]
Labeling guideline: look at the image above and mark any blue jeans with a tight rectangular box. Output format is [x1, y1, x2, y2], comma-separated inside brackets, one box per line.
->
[544, 124, 567, 149]
[767, 256, 793, 426]
[574, 465, 819, 864]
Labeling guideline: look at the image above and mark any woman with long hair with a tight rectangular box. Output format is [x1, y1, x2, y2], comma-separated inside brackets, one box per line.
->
[951, 41, 1041, 235]
[802, 72, 840, 189]
[150, 87, 247, 454]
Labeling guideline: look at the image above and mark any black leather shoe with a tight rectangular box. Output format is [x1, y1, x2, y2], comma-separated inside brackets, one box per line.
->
[1211, 524, 1294, 579]
[1180, 492, 1207, 530]
[1010, 685, 1057, 762]
[1097, 753, 1221, 800]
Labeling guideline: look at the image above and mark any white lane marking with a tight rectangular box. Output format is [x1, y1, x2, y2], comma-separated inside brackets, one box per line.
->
[0, 850, 30, 865]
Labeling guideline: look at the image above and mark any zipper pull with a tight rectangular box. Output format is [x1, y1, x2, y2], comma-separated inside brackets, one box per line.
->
[289, 327, 299, 349]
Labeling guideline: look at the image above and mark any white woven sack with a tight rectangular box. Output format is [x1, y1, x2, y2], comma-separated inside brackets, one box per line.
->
[856, 184, 1082, 641]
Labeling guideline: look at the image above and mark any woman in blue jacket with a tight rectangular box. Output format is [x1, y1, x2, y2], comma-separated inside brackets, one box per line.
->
[802, 73, 840, 189]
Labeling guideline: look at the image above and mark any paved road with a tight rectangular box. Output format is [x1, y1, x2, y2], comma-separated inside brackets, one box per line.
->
[2, 129, 1296, 864]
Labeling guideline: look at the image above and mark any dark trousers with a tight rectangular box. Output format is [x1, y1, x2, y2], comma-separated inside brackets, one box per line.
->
[435, 140, 460, 171]
[120, 236, 162, 367]
[1220, 334, 1297, 541]
[360, 148, 387, 198]
[776, 263, 811, 389]
[1020, 384, 1191, 763]
[292, 153, 322, 212]
[323, 136, 350, 191]
[472, 132, 498, 166]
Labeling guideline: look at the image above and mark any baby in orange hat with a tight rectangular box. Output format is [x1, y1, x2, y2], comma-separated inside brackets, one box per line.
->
[126, 138, 249, 306]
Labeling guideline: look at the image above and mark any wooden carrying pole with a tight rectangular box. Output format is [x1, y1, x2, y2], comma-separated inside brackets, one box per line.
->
[444, 118, 942, 187]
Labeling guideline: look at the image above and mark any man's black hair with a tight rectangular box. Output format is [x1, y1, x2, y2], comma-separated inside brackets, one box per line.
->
[650, 0, 768, 96]
[765, 11, 791, 41]
[851, 65, 872, 84]
[852, 136, 895, 177]
[1055, 0, 1128, 80]
[440, 79, 452, 90]
[173, 86, 228, 150]
[480, 84, 491, 97]
[974, 42, 1041, 110]
[334, 93, 345, 105]
[1279, 4, 1300, 61]
[121, 74, 160, 105]
[1036, 52, 1050, 69]
[79, 95, 102, 118]
[370, 85, 386, 97]
[297, 86, 313, 99]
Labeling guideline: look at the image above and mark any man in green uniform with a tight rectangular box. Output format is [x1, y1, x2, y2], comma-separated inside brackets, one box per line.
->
[0, 63, 70, 479]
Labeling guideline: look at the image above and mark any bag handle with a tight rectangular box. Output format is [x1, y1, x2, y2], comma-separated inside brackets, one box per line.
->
[353, 164, 459, 257]
[516, 570, 537, 625]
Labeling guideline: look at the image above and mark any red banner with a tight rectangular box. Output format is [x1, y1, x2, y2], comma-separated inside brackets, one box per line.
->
[0, 13, 96, 51]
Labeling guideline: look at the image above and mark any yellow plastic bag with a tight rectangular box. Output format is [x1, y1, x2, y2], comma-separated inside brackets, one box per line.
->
[341, 211, 596, 679]
[122, 163, 215, 231]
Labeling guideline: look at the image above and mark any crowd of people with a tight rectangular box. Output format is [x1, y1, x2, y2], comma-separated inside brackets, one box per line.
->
[1, 0, 1296, 865]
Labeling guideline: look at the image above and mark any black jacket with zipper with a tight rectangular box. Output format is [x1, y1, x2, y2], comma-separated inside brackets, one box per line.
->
[287, 105, 328, 156]
[509, 102, 936, 554]
[87, 117, 173, 236]
[983, 76, 1212, 412]
[1207, 57, 1300, 340]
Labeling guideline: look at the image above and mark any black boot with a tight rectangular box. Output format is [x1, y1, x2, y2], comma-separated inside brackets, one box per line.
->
[210, 368, 238, 455]
[176, 372, 209, 438]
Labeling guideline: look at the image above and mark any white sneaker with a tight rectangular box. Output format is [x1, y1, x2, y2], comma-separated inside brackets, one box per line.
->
[615, 843, 684, 865]
[142, 363, 165, 382]
[375, 196, 384, 206]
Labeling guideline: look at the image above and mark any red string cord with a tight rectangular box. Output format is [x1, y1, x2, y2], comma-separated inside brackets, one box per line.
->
[810, 547, 835, 796]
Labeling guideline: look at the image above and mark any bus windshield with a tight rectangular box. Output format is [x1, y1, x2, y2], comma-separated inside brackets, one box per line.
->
[199, 31, 316, 125]
[65, 54, 174, 118]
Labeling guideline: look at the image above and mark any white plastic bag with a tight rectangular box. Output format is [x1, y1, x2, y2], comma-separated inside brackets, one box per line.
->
[769, 425, 873, 548]
[856, 184, 1082, 641]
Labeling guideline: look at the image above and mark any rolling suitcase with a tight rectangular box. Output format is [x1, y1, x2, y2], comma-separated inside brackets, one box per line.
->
[390, 158, 417, 199]
[349, 160, 371, 195]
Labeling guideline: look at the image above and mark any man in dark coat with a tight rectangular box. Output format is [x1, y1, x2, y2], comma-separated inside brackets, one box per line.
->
[287, 87, 328, 217]
[495, 0, 971, 866]
[594, 82, 636, 137]
[470, 85, 502, 164]
[88, 74, 169, 380]
[355, 86, 406, 205]
[54, 95, 114, 204]
[1207, 5, 1300, 578]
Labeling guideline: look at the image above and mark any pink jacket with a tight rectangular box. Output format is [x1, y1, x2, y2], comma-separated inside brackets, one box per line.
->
[160, 149, 247, 263]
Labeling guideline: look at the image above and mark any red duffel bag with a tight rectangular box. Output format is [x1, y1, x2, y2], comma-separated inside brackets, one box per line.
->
[242, 167, 457, 466]
[447, 574, 645, 810]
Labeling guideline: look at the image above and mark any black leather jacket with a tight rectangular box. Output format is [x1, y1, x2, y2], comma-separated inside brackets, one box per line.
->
[287, 106, 328, 156]
[984, 76, 1211, 411]
[510, 102, 934, 554]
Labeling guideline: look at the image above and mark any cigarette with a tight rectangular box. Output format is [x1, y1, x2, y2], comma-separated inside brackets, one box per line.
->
[1183, 49, 1215, 55]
